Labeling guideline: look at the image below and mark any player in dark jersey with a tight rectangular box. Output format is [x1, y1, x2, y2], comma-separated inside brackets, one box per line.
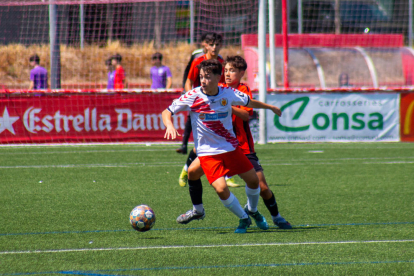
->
[176, 48, 204, 156]
[176, 33, 224, 156]
[176, 56, 292, 229]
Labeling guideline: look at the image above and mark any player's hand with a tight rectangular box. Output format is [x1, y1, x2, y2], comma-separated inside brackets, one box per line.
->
[271, 106, 282, 117]
[164, 126, 181, 140]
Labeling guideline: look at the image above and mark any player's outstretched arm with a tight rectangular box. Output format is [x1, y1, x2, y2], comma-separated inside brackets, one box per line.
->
[246, 99, 282, 117]
[232, 107, 250, 121]
[162, 109, 181, 140]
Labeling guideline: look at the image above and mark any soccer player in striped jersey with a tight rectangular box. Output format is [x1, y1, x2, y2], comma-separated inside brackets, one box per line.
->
[174, 56, 292, 229]
[178, 33, 240, 187]
[176, 33, 225, 156]
[162, 59, 282, 233]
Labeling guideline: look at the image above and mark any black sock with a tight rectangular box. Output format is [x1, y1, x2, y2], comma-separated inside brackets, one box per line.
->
[186, 149, 198, 168]
[182, 116, 192, 147]
[263, 192, 279, 217]
[188, 179, 203, 206]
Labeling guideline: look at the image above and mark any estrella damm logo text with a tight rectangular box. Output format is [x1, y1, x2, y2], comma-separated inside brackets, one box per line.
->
[274, 97, 384, 132]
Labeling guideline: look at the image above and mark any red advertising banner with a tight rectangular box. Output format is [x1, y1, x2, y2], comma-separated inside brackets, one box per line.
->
[0, 92, 186, 144]
[400, 93, 414, 142]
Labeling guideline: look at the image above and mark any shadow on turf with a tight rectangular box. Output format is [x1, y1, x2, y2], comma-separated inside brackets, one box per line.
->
[228, 183, 291, 188]
[136, 236, 164, 240]
[267, 183, 292, 187]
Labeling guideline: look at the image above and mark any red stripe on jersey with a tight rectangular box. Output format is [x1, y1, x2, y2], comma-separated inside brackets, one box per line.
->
[179, 89, 196, 101]
[202, 120, 239, 148]
[190, 96, 214, 113]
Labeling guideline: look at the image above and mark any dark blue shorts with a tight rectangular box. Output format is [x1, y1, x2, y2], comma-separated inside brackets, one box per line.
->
[246, 153, 263, 172]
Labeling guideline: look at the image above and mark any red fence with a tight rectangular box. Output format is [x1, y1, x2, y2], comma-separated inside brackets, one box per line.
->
[0, 90, 413, 144]
[0, 91, 186, 144]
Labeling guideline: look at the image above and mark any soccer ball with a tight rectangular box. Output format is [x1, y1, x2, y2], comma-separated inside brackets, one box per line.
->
[129, 205, 156, 232]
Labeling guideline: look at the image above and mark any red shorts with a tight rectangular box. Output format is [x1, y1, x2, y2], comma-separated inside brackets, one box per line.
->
[198, 147, 254, 184]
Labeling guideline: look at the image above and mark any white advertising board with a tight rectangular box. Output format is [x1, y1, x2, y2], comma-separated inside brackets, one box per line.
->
[266, 94, 400, 142]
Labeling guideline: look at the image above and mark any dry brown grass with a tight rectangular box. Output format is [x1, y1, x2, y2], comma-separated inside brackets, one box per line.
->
[1, 41, 404, 89]
[0, 41, 244, 89]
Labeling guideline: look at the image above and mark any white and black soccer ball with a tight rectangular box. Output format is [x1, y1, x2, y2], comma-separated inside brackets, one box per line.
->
[129, 205, 156, 232]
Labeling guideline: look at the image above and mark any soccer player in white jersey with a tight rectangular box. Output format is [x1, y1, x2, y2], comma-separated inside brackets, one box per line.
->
[162, 59, 282, 233]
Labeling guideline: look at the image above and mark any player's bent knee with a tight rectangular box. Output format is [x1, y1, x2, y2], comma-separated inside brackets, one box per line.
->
[211, 177, 230, 200]
[260, 187, 272, 198]
[259, 178, 270, 192]
[239, 168, 259, 188]
[188, 168, 204, 180]
[215, 186, 230, 200]
[188, 159, 204, 180]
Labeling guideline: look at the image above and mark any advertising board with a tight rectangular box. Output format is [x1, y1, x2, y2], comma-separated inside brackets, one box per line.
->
[0, 93, 184, 144]
[266, 94, 400, 142]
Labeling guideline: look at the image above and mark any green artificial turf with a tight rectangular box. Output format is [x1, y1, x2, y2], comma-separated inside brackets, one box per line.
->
[0, 143, 413, 275]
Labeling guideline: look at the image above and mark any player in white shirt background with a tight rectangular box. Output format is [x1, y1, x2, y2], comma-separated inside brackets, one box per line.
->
[162, 59, 282, 233]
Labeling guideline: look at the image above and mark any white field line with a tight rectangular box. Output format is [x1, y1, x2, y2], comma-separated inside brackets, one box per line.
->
[260, 156, 414, 162]
[0, 143, 412, 151]
[0, 162, 184, 169]
[0, 142, 183, 148]
[1, 159, 414, 169]
[0, 148, 178, 155]
[262, 160, 414, 166]
[364, 161, 414, 164]
[1, 239, 413, 255]
[0, 144, 413, 154]
[2, 146, 414, 162]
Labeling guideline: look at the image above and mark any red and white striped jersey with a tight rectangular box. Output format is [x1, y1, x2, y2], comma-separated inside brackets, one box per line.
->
[168, 86, 250, 156]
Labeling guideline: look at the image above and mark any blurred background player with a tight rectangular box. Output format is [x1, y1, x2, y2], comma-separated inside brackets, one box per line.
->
[163, 59, 283, 233]
[339, 73, 351, 87]
[106, 58, 115, 89]
[175, 56, 292, 229]
[176, 32, 224, 155]
[150, 52, 172, 89]
[29, 54, 48, 90]
[111, 54, 126, 89]
[180, 33, 223, 89]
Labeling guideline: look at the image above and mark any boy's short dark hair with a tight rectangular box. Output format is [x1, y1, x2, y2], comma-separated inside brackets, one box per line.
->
[152, 52, 163, 61]
[29, 54, 40, 64]
[105, 58, 112, 66]
[111, 53, 122, 63]
[197, 59, 222, 76]
[202, 32, 223, 44]
[223, 55, 247, 71]
[200, 33, 208, 42]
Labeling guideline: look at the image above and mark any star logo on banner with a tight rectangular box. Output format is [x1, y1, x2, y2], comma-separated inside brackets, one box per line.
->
[0, 107, 20, 135]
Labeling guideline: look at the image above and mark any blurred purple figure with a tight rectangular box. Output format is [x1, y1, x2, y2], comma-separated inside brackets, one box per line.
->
[29, 54, 48, 90]
[106, 58, 115, 89]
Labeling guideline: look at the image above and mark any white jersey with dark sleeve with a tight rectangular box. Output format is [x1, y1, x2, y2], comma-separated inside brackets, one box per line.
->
[168, 86, 250, 156]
